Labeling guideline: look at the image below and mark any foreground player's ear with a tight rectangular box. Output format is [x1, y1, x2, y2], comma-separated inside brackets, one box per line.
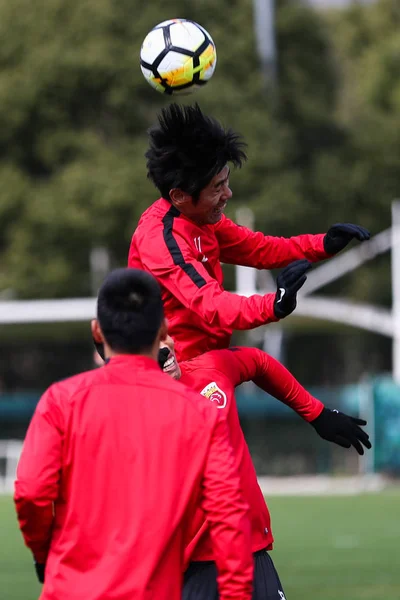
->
[91, 319, 105, 344]
[169, 188, 191, 209]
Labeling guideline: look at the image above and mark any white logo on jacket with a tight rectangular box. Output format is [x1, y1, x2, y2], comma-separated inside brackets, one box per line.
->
[193, 236, 208, 262]
[200, 382, 227, 409]
[277, 287, 286, 303]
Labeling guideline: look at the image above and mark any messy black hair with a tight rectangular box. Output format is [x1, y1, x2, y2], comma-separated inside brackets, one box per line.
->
[97, 268, 164, 354]
[146, 103, 247, 202]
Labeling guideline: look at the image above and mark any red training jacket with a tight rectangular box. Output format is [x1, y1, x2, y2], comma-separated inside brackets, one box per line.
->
[14, 355, 253, 600]
[179, 346, 324, 564]
[128, 198, 329, 361]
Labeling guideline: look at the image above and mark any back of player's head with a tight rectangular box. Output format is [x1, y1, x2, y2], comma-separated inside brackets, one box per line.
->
[97, 268, 164, 354]
[146, 103, 247, 201]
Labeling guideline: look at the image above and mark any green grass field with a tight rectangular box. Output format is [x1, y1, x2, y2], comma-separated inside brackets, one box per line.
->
[2, 491, 400, 599]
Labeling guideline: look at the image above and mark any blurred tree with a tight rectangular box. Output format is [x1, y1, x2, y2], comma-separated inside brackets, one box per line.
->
[323, 0, 400, 304]
[0, 0, 397, 303]
[0, 0, 273, 297]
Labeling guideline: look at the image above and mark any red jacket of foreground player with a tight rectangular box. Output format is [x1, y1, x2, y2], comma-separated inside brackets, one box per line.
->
[128, 198, 329, 361]
[179, 346, 324, 564]
[14, 355, 253, 600]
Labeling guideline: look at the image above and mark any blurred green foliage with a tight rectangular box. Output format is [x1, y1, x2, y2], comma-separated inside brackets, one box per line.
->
[0, 0, 398, 300]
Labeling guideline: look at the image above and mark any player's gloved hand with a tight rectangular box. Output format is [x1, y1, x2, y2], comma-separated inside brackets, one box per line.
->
[34, 561, 45, 583]
[311, 408, 372, 455]
[324, 223, 370, 255]
[158, 347, 170, 369]
[273, 260, 312, 319]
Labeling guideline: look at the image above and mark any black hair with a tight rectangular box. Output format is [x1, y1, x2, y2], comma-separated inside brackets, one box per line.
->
[146, 103, 247, 202]
[97, 268, 164, 354]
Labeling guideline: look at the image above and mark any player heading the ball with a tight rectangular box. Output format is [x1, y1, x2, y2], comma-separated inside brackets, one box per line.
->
[128, 103, 371, 362]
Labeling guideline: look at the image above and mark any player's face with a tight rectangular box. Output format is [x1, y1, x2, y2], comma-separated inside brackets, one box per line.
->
[194, 165, 232, 225]
[159, 335, 181, 380]
[170, 165, 232, 226]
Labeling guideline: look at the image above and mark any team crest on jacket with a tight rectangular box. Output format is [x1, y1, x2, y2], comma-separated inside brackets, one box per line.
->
[200, 382, 227, 409]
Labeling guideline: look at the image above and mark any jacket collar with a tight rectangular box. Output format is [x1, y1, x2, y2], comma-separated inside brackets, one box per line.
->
[105, 354, 159, 371]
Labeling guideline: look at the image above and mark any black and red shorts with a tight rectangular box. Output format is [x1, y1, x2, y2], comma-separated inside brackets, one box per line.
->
[182, 549, 287, 600]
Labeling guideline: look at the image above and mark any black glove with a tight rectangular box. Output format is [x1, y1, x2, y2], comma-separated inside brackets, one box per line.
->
[158, 347, 170, 369]
[311, 408, 372, 455]
[34, 561, 45, 583]
[273, 260, 312, 319]
[324, 223, 370, 255]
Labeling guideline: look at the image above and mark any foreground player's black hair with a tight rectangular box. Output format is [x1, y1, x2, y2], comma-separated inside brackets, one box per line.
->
[146, 103, 247, 202]
[97, 268, 164, 354]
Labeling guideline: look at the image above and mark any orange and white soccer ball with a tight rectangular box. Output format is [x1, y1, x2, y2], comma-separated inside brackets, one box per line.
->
[140, 19, 217, 95]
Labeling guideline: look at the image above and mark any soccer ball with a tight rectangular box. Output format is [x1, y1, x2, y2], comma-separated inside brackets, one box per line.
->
[140, 19, 217, 95]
